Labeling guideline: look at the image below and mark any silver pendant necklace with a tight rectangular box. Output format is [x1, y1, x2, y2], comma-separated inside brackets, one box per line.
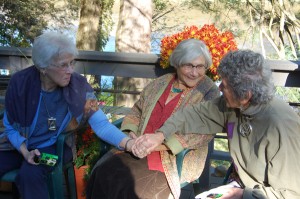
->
[238, 115, 253, 137]
[42, 94, 56, 131]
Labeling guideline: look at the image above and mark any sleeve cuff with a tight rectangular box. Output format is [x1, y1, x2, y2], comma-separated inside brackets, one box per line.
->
[120, 123, 138, 133]
[155, 128, 171, 140]
[7, 134, 26, 152]
[89, 110, 127, 149]
[164, 135, 184, 155]
[242, 187, 253, 199]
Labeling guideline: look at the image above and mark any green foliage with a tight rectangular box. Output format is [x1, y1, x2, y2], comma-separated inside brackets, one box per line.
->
[96, 78, 115, 115]
[188, 0, 300, 60]
[83, 149, 100, 180]
[188, 0, 247, 36]
[284, 45, 300, 61]
[212, 135, 230, 168]
[152, 0, 177, 31]
[0, 0, 48, 46]
[98, 0, 114, 51]
[214, 137, 228, 152]
[89, 76, 114, 106]
[75, 76, 118, 181]
[0, 0, 79, 47]
[153, 0, 168, 11]
[211, 159, 231, 169]
[275, 86, 300, 103]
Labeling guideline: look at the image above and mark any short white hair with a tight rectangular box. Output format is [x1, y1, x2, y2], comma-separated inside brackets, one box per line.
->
[169, 39, 212, 69]
[32, 31, 78, 68]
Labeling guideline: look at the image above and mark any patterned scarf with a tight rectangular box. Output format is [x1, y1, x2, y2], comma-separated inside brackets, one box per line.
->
[5, 66, 94, 127]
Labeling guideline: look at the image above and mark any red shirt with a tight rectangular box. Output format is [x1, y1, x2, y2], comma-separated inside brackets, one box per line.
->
[144, 79, 182, 172]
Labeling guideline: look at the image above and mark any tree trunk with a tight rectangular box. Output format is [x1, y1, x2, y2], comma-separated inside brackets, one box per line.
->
[76, 0, 104, 88]
[114, 0, 153, 108]
[76, 0, 101, 50]
[116, 0, 152, 53]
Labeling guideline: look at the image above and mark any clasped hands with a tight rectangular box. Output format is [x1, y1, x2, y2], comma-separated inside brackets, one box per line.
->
[126, 131, 165, 158]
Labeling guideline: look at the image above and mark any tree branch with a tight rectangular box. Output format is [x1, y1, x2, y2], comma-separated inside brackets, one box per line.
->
[152, 7, 175, 23]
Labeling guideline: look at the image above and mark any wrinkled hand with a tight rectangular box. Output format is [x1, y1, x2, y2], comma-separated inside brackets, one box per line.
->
[219, 187, 243, 199]
[124, 138, 136, 153]
[195, 182, 243, 199]
[128, 131, 137, 139]
[132, 132, 165, 158]
[20, 143, 41, 165]
[24, 149, 41, 165]
[122, 131, 138, 153]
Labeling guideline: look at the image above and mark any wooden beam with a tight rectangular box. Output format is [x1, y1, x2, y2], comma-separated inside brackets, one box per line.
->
[0, 46, 299, 86]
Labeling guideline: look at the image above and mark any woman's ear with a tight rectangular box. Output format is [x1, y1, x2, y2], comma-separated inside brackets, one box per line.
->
[240, 91, 252, 107]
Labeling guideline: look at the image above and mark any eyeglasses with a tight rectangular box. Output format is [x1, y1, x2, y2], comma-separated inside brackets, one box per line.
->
[182, 63, 206, 71]
[50, 60, 76, 71]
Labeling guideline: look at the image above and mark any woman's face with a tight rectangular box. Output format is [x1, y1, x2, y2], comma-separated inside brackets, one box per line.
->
[176, 55, 207, 88]
[45, 53, 75, 87]
[219, 77, 241, 108]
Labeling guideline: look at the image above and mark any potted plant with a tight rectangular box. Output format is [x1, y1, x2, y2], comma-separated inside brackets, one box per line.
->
[74, 95, 116, 198]
[74, 124, 101, 199]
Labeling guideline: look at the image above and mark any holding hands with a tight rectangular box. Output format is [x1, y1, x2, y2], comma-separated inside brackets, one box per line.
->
[131, 132, 165, 158]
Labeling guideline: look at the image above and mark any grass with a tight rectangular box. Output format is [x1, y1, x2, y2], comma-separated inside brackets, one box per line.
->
[211, 134, 231, 169]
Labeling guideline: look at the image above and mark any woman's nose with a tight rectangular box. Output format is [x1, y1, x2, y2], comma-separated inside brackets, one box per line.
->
[190, 67, 198, 76]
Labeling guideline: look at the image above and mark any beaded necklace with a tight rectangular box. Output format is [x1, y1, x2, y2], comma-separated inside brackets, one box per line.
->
[171, 81, 183, 93]
[170, 87, 191, 115]
[171, 86, 183, 93]
[169, 78, 202, 115]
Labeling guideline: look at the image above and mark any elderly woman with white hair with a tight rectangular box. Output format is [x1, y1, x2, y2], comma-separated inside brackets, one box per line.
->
[133, 50, 300, 199]
[0, 31, 134, 199]
[86, 38, 220, 199]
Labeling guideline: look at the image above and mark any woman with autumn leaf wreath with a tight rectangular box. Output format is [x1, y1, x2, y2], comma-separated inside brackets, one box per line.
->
[86, 39, 220, 199]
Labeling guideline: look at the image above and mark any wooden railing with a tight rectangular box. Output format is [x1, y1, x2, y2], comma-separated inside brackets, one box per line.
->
[0, 46, 299, 190]
[0, 47, 299, 85]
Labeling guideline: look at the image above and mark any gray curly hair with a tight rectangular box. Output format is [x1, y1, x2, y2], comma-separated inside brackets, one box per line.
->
[217, 50, 274, 105]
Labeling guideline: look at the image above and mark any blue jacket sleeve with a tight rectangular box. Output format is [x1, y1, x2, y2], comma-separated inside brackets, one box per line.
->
[88, 109, 127, 149]
[3, 111, 26, 151]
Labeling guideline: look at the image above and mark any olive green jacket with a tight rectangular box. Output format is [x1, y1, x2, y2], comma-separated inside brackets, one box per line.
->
[159, 96, 300, 199]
